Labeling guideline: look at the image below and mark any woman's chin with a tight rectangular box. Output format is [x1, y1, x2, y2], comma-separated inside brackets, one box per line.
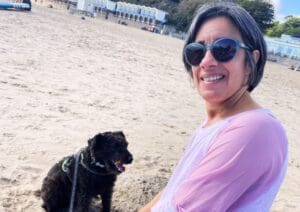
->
[199, 90, 224, 103]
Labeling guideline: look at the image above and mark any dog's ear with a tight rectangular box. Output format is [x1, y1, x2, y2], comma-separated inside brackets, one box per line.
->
[114, 131, 125, 139]
[88, 133, 106, 149]
[88, 133, 107, 163]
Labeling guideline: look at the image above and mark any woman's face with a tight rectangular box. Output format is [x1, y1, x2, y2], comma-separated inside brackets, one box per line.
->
[192, 16, 249, 104]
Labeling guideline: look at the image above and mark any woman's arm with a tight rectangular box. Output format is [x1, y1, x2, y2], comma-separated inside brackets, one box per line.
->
[139, 190, 163, 212]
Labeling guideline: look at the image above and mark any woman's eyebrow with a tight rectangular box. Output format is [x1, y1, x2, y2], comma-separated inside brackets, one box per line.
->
[196, 40, 205, 44]
[196, 36, 223, 44]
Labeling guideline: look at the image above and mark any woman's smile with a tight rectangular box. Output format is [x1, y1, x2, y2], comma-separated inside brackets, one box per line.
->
[200, 74, 225, 83]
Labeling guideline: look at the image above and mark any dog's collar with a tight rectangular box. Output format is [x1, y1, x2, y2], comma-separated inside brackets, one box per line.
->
[61, 149, 110, 177]
[79, 152, 110, 176]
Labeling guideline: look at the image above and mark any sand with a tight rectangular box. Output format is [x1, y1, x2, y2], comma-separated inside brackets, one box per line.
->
[0, 2, 299, 211]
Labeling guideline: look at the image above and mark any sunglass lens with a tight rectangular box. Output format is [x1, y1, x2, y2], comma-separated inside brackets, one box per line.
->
[185, 43, 205, 66]
[212, 39, 237, 62]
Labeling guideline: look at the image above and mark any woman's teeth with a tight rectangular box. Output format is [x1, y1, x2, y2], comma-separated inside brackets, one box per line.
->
[201, 75, 224, 82]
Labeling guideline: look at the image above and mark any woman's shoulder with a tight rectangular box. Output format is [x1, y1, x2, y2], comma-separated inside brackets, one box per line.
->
[212, 108, 288, 167]
[227, 108, 284, 132]
[218, 108, 288, 153]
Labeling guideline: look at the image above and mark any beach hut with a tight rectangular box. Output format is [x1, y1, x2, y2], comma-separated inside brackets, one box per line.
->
[94, 0, 116, 12]
[265, 35, 300, 60]
[77, 0, 94, 14]
[115, 1, 167, 26]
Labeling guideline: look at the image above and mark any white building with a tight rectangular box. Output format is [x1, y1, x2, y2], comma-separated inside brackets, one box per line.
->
[94, 0, 116, 12]
[77, 0, 94, 13]
[115, 1, 167, 25]
[76, 0, 167, 25]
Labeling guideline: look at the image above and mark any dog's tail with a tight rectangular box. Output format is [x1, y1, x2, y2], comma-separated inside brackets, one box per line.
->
[34, 189, 41, 197]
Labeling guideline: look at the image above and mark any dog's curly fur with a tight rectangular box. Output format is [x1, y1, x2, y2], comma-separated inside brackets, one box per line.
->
[40, 131, 133, 212]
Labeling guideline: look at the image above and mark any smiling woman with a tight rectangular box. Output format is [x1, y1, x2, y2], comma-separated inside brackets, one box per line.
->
[188, 16, 259, 106]
[140, 2, 288, 212]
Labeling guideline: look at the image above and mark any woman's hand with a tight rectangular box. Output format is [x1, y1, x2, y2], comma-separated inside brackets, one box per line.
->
[138, 190, 163, 212]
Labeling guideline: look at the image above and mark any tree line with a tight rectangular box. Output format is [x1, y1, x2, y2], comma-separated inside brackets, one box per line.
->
[112, 0, 300, 38]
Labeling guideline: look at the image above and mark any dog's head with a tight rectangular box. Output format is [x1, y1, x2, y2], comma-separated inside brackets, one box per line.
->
[88, 131, 133, 174]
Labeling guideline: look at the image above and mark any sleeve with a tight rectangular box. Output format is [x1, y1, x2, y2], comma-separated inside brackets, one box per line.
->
[171, 114, 287, 212]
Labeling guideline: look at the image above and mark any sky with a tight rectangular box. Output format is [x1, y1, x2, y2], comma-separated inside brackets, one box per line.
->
[271, 0, 300, 22]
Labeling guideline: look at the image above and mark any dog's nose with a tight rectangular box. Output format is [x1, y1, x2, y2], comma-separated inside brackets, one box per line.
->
[126, 154, 133, 163]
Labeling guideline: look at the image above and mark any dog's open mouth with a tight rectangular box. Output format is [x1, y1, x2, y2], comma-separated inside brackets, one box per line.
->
[113, 160, 125, 173]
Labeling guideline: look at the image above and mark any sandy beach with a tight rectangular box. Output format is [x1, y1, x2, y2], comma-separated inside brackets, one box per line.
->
[0, 2, 299, 211]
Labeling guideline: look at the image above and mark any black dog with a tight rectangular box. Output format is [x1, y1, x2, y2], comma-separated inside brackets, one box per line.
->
[40, 131, 133, 212]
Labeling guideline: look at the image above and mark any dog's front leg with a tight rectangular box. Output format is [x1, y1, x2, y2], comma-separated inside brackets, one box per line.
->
[76, 195, 90, 212]
[75, 187, 91, 212]
[100, 187, 113, 212]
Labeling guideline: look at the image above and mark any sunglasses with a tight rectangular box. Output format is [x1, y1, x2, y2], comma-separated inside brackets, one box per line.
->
[184, 37, 250, 66]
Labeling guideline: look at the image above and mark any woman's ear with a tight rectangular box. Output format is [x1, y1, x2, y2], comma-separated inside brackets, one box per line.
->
[252, 50, 260, 64]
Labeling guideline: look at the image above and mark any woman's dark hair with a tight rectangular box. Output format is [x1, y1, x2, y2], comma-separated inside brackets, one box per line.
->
[183, 2, 267, 92]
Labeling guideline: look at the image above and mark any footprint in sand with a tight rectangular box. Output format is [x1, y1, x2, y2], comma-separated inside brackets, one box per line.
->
[0, 164, 5, 170]
[142, 156, 160, 168]
[19, 165, 43, 173]
[58, 106, 69, 113]
[0, 177, 11, 185]
[2, 133, 16, 138]
[11, 83, 28, 88]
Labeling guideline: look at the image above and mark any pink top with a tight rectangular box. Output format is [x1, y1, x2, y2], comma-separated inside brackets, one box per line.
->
[152, 109, 288, 212]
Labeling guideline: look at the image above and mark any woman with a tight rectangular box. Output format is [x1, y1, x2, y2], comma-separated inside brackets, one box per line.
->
[140, 2, 288, 212]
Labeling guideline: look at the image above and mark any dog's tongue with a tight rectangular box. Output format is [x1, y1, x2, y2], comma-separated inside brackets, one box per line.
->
[115, 162, 125, 172]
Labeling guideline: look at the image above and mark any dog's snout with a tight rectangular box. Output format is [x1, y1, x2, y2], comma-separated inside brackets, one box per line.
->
[126, 154, 133, 164]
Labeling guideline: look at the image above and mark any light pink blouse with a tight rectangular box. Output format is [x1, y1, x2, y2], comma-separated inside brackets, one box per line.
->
[151, 109, 288, 212]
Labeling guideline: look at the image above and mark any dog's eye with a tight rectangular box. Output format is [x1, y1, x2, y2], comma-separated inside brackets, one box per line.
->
[115, 145, 126, 153]
[111, 144, 121, 150]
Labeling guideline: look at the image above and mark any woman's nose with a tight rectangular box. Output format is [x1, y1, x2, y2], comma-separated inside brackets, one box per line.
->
[199, 50, 218, 69]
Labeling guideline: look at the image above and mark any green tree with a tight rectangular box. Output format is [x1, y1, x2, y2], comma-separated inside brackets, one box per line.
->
[167, 0, 206, 32]
[266, 21, 283, 37]
[237, 0, 274, 32]
[266, 16, 300, 37]
[168, 0, 275, 32]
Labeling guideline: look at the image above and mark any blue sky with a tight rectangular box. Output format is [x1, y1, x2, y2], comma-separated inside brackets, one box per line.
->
[271, 0, 300, 22]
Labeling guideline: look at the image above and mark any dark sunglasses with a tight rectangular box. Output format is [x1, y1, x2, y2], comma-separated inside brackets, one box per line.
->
[184, 37, 250, 66]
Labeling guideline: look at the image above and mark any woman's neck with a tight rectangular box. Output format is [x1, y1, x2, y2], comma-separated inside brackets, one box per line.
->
[204, 90, 260, 127]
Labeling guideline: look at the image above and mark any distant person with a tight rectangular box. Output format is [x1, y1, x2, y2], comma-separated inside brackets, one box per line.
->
[105, 10, 109, 20]
[140, 2, 288, 211]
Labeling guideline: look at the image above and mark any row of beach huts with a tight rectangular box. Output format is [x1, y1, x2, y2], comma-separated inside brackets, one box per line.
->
[68, 0, 167, 27]
[265, 34, 300, 70]
[266, 34, 300, 60]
